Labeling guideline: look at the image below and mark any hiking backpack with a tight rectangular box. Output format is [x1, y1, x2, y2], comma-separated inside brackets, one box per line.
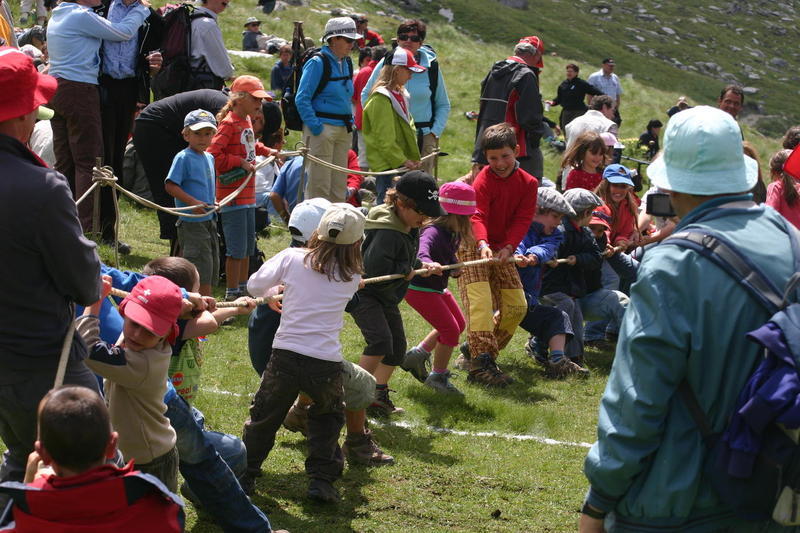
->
[664, 223, 800, 525]
[281, 46, 353, 131]
[150, 3, 212, 100]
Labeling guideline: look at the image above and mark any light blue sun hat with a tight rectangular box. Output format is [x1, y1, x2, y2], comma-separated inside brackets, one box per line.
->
[647, 105, 757, 195]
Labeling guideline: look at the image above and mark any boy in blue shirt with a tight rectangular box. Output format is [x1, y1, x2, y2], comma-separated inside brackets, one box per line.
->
[165, 109, 219, 296]
[516, 188, 587, 378]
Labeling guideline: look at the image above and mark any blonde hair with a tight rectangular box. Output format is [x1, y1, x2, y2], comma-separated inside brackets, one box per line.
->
[371, 64, 409, 94]
[216, 92, 250, 123]
[561, 131, 607, 172]
[303, 233, 363, 282]
[425, 213, 474, 247]
[594, 180, 639, 233]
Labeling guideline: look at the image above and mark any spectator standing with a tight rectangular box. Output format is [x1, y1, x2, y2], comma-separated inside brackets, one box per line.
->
[564, 94, 617, 151]
[472, 36, 547, 179]
[547, 63, 603, 132]
[270, 44, 293, 94]
[19, 0, 47, 27]
[46, 0, 148, 233]
[296, 17, 359, 202]
[718, 84, 744, 120]
[581, 106, 796, 533]
[0, 48, 102, 485]
[362, 19, 450, 175]
[188, 0, 234, 91]
[352, 45, 386, 170]
[587, 58, 622, 126]
[241, 16, 263, 52]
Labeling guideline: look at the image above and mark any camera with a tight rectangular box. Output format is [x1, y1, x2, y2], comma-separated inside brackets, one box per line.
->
[645, 193, 676, 217]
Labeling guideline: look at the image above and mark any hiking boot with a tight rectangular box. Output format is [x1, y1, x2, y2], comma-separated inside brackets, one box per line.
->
[467, 353, 513, 387]
[342, 429, 394, 466]
[101, 238, 132, 256]
[400, 346, 431, 383]
[548, 357, 590, 379]
[239, 473, 256, 496]
[524, 337, 549, 368]
[368, 388, 405, 417]
[455, 342, 472, 371]
[424, 371, 463, 395]
[283, 403, 309, 436]
[307, 478, 339, 503]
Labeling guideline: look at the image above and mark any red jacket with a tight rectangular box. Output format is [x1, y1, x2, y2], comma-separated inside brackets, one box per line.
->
[471, 165, 538, 250]
[595, 194, 640, 245]
[345, 149, 363, 207]
[352, 60, 377, 130]
[355, 30, 384, 50]
[1, 462, 183, 532]
[207, 111, 270, 207]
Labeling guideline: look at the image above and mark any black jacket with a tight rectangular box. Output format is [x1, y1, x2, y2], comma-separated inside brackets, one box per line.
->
[552, 77, 602, 111]
[0, 135, 101, 373]
[97, 0, 165, 104]
[542, 218, 602, 298]
[473, 58, 545, 164]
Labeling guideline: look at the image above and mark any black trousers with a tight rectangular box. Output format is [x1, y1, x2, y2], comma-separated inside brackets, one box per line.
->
[242, 349, 345, 482]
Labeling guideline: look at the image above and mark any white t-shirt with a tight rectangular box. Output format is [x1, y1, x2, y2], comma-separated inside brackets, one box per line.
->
[247, 247, 360, 361]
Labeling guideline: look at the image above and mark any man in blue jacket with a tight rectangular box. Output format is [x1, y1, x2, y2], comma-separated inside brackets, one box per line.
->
[296, 16, 359, 203]
[361, 19, 450, 175]
[581, 106, 798, 532]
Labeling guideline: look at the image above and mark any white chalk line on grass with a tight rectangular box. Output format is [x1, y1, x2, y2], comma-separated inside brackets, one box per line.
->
[201, 387, 593, 449]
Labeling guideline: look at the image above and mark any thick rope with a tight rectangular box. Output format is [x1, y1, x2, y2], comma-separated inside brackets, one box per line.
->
[53, 304, 76, 389]
[301, 148, 439, 177]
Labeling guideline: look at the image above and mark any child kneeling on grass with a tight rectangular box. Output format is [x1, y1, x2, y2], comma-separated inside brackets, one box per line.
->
[0, 386, 183, 532]
[242, 203, 366, 503]
[402, 181, 476, 395]
[78, 276, 183, 493]
[516, 188, 587, 378]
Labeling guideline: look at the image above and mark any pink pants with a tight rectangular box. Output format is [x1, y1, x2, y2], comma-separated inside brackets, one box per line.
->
[404, 288, 466, 347]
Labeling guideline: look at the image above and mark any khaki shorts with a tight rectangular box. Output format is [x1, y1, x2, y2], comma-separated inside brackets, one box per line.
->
[342, 359, 376, 411]
[177, 218, 219, 286]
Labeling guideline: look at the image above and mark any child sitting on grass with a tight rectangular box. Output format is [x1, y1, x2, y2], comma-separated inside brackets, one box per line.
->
[164, 109, 219, 296]
[1, 386, 183, 532]
[78, 275, 183, 492]
[402, 181, 476, 395]
[515, 188, 587, 378]
[242, 203, 367, 503]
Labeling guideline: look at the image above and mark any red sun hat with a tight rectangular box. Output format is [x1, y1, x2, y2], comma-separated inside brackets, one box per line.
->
[119, 276, 183, 344]
[390, 47, 426, 73]
[518, 35, 544, 69]
[0, 46, 57, 123]
[230, 75, 272, 100]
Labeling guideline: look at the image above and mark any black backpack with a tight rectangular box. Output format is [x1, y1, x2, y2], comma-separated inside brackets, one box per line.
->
[665, 224, 800, 525]
[150, 3, 212, 100]
[281, 47, 353, 131]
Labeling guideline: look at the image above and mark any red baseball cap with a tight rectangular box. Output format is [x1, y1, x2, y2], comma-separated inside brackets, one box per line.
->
[784, 145, 800, 181]
[118, 276, 183, 344]
[230, 75, 272, 100]
[518, 36, 544, 68]
[0, 46, 57, 123]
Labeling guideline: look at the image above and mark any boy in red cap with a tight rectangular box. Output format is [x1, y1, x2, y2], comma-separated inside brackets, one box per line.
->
[77, 275, 184, 492]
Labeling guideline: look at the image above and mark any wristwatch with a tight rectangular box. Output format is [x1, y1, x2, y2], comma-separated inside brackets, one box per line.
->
[581, 502, 607, 520]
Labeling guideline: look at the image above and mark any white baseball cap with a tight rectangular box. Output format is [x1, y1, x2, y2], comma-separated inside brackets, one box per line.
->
[390, 47, 426, 73]
[288, 197, 331, 243]
[317, 203, 366, 245]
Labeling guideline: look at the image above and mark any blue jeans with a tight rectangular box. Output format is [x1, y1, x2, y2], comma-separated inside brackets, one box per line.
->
[579, 289, 629, 341]
[165, 393, 272, 532]
[375, 174, 396, 205]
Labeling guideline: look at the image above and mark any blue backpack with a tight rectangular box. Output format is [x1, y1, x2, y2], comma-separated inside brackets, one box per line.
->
[665, 224, 800, 525]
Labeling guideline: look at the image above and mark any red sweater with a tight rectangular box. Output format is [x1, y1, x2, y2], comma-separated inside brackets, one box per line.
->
[471, 165, 538, 250]
[207, 111, 270, 207]
[565, 168, 602, 191]
[352, 60, 376, 130]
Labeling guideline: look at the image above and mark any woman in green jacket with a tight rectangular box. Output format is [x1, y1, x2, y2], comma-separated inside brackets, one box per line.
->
[362, 47, 426, 203]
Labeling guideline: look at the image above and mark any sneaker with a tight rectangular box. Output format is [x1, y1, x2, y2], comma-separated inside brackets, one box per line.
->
[455, 342, 472, 371]
[467, 353, 513, 387]
[548, 357, 590, 379]
[424, 371, 463, 395]
[368, 388, 405, 417]
[307, 478, 339, 503]
[283, 404, 309, 436]
[101, 239, 132, 256]
[239, 473, 256, 496]
[342, 429, 394, 466]
[524, 337, 549, 368]
[400, 346, 430, 383]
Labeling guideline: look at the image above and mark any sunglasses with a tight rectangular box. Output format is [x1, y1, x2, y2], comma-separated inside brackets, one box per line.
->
[398, 33, 422, 43]
[337, 36, 355, 44]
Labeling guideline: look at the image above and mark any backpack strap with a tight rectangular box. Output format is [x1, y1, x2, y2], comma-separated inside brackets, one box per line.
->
[312, 53, 352, 99]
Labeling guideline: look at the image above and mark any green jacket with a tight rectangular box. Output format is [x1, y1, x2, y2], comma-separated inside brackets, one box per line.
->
[359, 204, 421, 306]
[585, 195, 798, 532]
[362, 87, 420, 171]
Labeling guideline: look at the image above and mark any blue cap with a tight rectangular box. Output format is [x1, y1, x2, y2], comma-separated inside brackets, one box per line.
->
[183, 109, 217, 131]
[602, 164, 634, 187]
